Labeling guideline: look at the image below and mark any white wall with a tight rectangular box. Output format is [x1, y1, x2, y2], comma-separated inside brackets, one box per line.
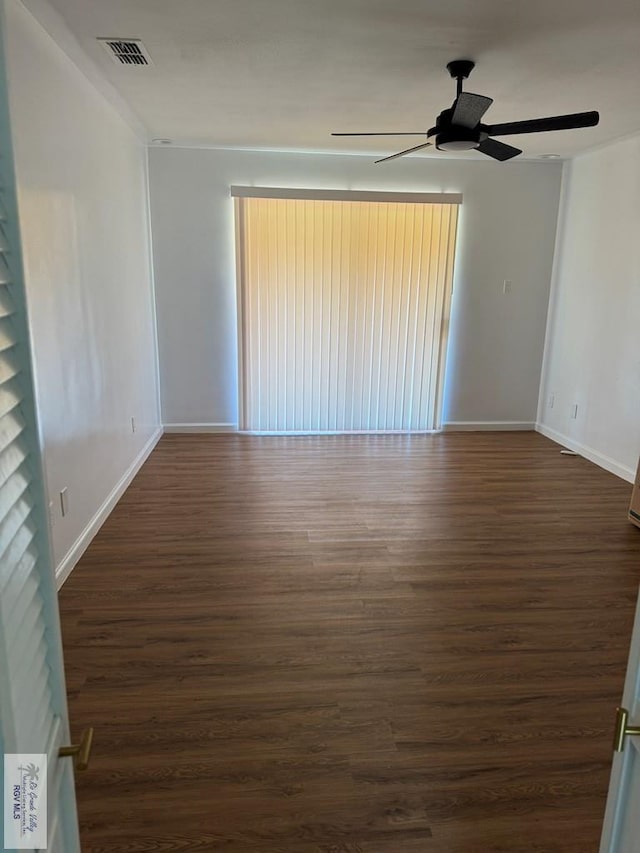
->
[4, 0, 161, 578]
[538, 137, 640, 482]
[149, 146, 562, 430]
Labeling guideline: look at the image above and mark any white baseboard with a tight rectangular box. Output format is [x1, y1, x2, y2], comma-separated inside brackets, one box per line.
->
[535, 422, 635, 483]
[442, 421, 536, 432]
[55, 427, 163, 589]
[242, 429, 439, 435]
[163, 423, 238, 433]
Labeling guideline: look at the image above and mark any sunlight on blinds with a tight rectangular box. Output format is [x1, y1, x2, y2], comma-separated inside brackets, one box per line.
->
[236, 196, 459, 432]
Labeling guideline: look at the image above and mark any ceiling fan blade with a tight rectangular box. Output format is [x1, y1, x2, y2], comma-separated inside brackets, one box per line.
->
[375, 142, 431, 164]
[451, 92, 493, 129]
[485, 111, 599, 136]
[476, 138, 522, 161]
[331, 132, 427, 137]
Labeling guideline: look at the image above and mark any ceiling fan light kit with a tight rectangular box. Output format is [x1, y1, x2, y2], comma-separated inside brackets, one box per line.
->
[435, 127, 480, 152]
[332, 59, 599, 164]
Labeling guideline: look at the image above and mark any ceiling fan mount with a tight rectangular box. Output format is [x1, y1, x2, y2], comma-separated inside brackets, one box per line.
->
[446, 59, 476, 84]
[332, 59, 599, 164]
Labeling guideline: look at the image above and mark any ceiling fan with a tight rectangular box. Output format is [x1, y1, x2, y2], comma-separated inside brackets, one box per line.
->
[332, 59, 599, 163]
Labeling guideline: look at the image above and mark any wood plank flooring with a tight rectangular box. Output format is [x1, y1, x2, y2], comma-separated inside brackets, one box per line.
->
[58, 432, 640, 852]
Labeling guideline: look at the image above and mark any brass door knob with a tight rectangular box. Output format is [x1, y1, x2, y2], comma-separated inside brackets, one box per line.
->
[59, 727, 94, 771]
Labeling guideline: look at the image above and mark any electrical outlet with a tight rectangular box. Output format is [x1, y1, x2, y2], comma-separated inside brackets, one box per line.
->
[548, 393, 555, 409]
[59, 487, 69, 517]
[131, 417, 136, 434]
[570, 404, 578, 420]
[502, 279, 513, 294]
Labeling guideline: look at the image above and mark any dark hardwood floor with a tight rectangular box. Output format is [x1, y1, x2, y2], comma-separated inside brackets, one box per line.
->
[58, 432, 640, 852]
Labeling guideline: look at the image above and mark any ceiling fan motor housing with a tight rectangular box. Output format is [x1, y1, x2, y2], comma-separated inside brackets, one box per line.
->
[431, 107, 488, 151]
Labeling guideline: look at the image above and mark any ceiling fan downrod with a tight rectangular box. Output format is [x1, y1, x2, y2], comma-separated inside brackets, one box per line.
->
[446, 59, 475, 97]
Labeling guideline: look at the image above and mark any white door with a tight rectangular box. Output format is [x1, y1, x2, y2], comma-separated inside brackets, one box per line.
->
[0, 8, 81, 851]
[600, 584, 640, 852]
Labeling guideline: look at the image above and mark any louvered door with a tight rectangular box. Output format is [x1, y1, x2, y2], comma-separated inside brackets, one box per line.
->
[0, 8, 80, 852]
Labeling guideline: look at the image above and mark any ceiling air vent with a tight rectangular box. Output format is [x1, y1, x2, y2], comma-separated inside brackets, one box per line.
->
[98, 38, 152, 67]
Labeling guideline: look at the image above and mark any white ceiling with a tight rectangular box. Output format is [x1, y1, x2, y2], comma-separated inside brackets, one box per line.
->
[38, 0, 640, 159]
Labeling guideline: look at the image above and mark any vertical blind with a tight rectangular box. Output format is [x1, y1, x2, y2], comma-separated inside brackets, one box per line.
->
[235, 191, 460, 432]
